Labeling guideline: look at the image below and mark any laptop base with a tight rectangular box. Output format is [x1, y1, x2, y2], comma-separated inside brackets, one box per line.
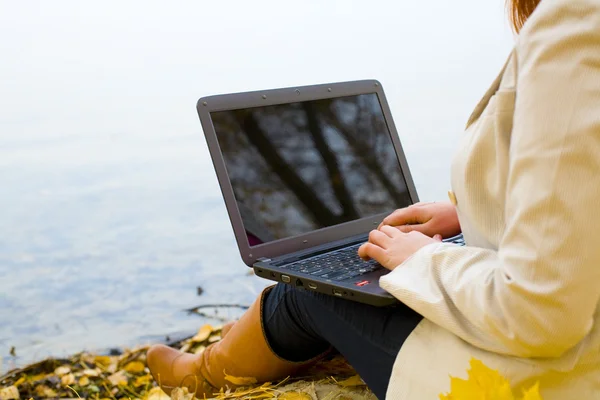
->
[253, 262, 398, 307]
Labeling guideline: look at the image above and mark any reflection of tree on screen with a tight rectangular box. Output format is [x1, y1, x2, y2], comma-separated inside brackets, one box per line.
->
[212, 94, 411, 243]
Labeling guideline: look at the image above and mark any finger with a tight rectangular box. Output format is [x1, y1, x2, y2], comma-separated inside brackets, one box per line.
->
[380, 225, 401, 238]
[357, 243, 386, 263]
[380, 208, 415, 227]
[358, 243, 370, 260]
[368, 229, 391, 248]
[397, 221, 438, 237]
[433, 234, 443, 241]
[380, 207, 425, 227]
[411, 201, 436, 208]
[395, 224, 414, 233]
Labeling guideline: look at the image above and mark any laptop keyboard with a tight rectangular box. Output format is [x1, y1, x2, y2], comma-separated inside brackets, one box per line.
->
[281, 243, 379, 282]
[280, 233, 466, 282]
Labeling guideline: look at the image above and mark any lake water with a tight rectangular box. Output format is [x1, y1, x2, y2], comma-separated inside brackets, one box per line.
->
[0, 0, 514, 373]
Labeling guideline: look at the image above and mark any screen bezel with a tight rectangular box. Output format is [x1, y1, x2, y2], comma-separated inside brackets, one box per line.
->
[197, 80, 419, 266]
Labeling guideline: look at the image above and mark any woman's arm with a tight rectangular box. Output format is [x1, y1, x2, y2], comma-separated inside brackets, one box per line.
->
[380, 0, 600, 359]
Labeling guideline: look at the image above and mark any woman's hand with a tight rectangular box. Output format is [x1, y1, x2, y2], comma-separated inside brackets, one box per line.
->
[379, 201, 461, 238]
[358, 226, 442, 270]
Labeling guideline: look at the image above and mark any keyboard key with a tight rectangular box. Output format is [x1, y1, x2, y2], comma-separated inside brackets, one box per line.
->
[313, 267, 336, 277]
[320, 270, 347, 280]
[302, 265, 324, 274]
[334, 273, 354, 281]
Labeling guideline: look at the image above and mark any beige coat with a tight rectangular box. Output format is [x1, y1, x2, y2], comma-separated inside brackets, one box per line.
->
[379, 0, 600, 398]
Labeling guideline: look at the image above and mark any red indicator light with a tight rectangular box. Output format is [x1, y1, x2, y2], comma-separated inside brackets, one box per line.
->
[355, 280, 370, 287]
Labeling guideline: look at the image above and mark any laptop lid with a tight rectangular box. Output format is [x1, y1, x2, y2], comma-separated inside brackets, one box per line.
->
[197, 80, 419, 266]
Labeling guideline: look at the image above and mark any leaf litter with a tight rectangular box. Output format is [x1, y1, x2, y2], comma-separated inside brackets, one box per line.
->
[0, 324, 375, 399]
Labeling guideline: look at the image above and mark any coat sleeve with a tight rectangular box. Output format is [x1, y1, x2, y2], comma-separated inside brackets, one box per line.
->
[380, 0, 600, 359]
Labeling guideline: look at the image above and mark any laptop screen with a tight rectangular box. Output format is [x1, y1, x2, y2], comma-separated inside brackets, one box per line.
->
[211, 93, 412, 246]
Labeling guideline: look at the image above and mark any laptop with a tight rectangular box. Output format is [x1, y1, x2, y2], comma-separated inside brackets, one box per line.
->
[197, 80, 464, 307]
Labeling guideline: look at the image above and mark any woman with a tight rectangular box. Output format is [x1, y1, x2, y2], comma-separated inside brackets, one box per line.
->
[147, 0, 600, 398]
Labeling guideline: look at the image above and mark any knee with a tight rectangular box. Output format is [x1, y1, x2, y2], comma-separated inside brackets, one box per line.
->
[266, 283, 311, 306]
[264, 283, 326, 318]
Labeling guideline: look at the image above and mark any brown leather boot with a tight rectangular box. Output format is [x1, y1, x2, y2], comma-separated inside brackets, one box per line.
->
[147, 286, 328, 397]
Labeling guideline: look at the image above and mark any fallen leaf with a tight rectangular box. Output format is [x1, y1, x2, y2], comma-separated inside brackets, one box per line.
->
[337, 375, 366, 387]
[224, 371, 258, 386]
[145, 386, 170, 400]
[12, 377, 25, 387]
[80, 353, 96, 365]
[54, 365, 71, 376]
[107, 370, 128, 386]
[106, 360, 119, 374]
[194, 345, 206, 355]
[0, 386, 19, 400]
[180, 342, 192, 353]
[94, 355, 112, 367]
[61, 372, 76, 386]
[27, 372, 48, 383]
[278, 392, 312, 400]
[208, 334, 221, 343]
[34, 385, 57, 398]
[133, 374, 153, 388]
[191, 324, 214, 343]
[124, 361, 146, 374]
[87, 385, 101, 393]
[83, 368, 101, 377]
[171, 387, 195, 400]
[79, 376, 90, 386]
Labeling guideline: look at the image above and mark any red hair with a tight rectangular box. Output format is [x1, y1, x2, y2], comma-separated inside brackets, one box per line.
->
[508, 0, 542, 32]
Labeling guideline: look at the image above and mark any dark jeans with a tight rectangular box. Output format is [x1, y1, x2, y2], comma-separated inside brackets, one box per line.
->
[263, 283, 423, 400]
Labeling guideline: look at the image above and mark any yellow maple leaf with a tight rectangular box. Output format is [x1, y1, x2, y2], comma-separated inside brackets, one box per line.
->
[123, 360, 146, 374]
[144, 386, 170, 400]
[440, 359, 543, 400]
[133, 374, 153, 388]
[467, 358, 514, 399]
[191, 324, 214, 343]
[520, 382, 543, 400]
[94, 355, 112, 367]
[79, 376, 90, 387]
